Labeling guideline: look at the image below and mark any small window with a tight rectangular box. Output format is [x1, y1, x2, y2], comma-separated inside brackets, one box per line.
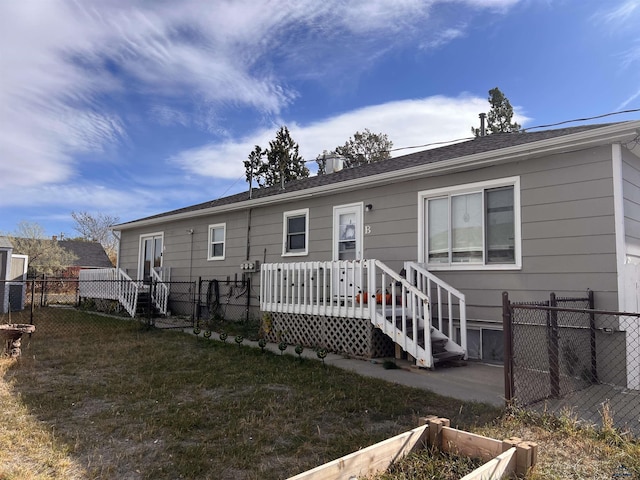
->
[282, 209, 309, 256]
[208, 223, 226, 260]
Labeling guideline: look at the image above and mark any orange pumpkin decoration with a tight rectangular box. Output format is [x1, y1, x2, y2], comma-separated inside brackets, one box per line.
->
[376, 293, 393, 304]
[356, 293, 368, 304]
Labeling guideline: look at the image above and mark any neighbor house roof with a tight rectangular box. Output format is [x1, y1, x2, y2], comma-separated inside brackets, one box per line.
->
[58, 240, 113, 268]
[116, 120, 640, 230]
[0, 237, 13, 250]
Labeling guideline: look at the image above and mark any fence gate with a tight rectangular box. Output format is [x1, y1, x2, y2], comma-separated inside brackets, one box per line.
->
[503, 290, 640, 436]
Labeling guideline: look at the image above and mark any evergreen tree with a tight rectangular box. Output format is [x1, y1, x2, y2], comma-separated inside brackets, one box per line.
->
[244, 127, 308, 188]
[486, 87, 521, 134]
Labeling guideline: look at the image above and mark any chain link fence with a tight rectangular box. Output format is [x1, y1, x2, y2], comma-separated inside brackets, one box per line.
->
[1, 275, 256, 353]
[503, 291, 640, 436]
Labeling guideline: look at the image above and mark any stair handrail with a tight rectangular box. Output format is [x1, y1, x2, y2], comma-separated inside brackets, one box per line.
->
[117, 268, 139, 318]
[150, 267, 169, 315]
[404, 262, 467, 356]
[367, 259, 433, 367]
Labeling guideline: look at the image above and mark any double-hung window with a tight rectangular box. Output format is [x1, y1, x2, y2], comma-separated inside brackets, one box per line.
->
[420, 177, 520, 269]
[282, 209, 309, 256]
[208, 223, 226, 260]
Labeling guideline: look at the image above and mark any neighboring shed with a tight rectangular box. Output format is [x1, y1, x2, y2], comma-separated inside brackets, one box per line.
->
[0, 237, 29, 314]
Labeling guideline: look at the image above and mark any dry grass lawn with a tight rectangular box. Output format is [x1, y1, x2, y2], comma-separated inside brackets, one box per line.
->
[1, 307, 639, 479]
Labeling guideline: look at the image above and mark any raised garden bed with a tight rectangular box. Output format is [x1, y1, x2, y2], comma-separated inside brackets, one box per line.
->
[288, 416, 537, 480]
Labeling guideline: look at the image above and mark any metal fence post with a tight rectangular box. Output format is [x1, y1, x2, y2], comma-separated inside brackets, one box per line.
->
[30, 279, 35, 325]
[548, 292, 560, 398]
[588, 289, 598, 383]
[502, 291, 514, 404]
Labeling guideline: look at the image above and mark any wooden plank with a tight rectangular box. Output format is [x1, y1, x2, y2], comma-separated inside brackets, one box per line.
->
[459, 448, 517, 480]
[286, 424, 428, 480]
[441, 427, 504, 462]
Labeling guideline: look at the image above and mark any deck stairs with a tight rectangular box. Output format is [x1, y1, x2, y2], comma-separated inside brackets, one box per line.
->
[367, 260, 466, 368]
[78, 267, 169, 318]
[260, 259, 467, 369]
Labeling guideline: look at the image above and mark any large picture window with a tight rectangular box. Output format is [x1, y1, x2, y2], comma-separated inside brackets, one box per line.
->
[420, 177, 520, 269]
[282, 209, 309, 256]
[208, 223, 226, 260]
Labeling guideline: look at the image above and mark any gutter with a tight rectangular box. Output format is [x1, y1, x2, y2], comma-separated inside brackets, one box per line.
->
[116, 121, 640, 231]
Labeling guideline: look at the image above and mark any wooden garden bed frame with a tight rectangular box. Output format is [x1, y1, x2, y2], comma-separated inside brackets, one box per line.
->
[288, 416, 537, 480]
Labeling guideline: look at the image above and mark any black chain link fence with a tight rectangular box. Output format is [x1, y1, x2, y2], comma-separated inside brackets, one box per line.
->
[503, 291, 640, 436]
[1, 275, 256, 352]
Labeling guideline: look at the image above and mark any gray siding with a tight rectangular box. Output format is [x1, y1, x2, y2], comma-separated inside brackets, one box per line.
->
[118, 144, 622, 324]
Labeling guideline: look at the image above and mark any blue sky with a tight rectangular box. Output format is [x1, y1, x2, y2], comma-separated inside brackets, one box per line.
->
[1, 0, 639, 238]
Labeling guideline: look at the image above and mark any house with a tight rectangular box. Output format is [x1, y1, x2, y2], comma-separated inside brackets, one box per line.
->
[0, 237, 28, 313]
[109, 121, 640, 383]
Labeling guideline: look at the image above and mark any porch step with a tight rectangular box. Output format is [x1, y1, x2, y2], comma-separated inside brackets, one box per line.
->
[136, 291, 161, 317]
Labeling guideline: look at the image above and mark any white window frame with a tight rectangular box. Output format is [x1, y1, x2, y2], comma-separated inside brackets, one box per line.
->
[282, 208, 309, 257]
[418, 176, 521, 270]
[207, 223, 226, 261]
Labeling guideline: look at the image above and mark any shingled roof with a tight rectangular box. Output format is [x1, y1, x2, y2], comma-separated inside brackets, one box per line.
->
[118, 122, 634, 226]
[58, 240, 113, 268]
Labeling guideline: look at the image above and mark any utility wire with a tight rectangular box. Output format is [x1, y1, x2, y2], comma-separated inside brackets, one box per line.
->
[223, 107, 640, 199]
[522, 108, 640, 132]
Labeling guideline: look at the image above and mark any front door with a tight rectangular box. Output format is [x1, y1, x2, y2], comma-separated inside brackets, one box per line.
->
[139, 233, 163, 282]
[333, 203, 363, 262]
[333, 204, 363, 300]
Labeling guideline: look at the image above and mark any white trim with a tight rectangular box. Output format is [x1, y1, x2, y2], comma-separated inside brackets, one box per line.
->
[10, 254, 28, 280]
[418, 176, 521, 270]
[115, 122, 640, 231]
[282, 208, 309, 257]
[207, 223, 226, 261]
[612, 143, 627, 311]
[333, 203, 364, 261]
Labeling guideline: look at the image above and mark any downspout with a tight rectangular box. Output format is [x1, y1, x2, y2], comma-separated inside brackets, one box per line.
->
[245, 208, 253, 324]
[246, 208, 252, 261]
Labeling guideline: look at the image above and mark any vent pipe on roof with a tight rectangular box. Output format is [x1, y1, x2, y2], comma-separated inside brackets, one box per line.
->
[479, 113, 487, 137]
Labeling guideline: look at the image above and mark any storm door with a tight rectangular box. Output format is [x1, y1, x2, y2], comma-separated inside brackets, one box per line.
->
[332, 204, 363, 300]
[139, 233, 163, 282]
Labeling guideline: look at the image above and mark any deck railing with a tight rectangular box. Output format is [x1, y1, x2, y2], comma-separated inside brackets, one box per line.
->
[150, 268, 169, 315]
[405, 262, 467, 356]
[366, 260, 433, 366]
[260, 260, 370, 319]
[79, 268, 139, 317]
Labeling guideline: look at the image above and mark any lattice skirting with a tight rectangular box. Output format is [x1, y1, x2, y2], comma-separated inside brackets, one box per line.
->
[262, 312, 395, 358]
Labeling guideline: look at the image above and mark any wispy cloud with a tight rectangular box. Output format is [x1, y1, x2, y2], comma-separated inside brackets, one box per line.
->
[0, 0, 525, 227]
[598, 0, 639, 24]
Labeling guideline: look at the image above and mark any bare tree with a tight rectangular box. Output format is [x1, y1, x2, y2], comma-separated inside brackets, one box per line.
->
[7, 221, 77, 276]
[71, 211, 119, 264]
